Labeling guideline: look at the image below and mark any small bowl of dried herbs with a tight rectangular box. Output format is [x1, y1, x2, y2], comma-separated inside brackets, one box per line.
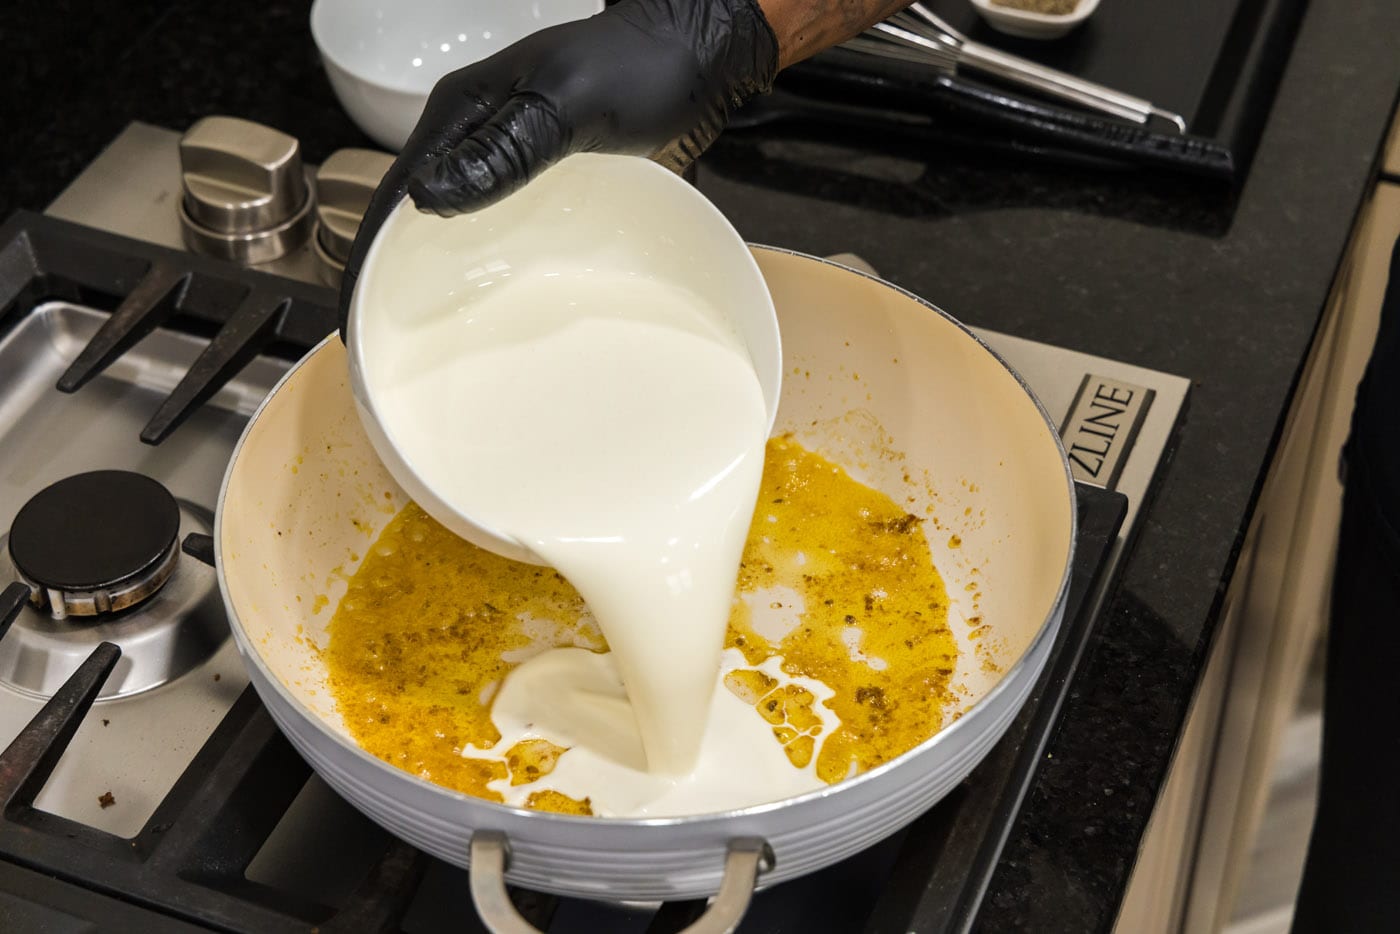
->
[969, 0, 1100, 40]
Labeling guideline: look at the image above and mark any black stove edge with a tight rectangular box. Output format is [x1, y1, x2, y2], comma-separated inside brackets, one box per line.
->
[862, 484, 1128, 934]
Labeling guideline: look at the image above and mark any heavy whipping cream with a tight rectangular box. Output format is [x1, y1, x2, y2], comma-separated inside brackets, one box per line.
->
[482, 648, 835, 815]
[374, 270, 773, 778]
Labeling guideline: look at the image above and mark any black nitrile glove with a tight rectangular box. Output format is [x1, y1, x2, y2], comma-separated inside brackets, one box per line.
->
[338, 0, 779, 333]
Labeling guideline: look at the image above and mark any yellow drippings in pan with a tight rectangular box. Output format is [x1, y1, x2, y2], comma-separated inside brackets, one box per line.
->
[325, 435, 957, 812]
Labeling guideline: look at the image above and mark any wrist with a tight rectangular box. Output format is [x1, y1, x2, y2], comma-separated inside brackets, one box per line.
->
[758, 0, 910, 69]
[730, 0, 781, 95]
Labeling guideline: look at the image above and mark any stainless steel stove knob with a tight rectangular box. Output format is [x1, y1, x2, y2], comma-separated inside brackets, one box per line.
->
[313, 148, 394, 287]
[178, 116, 315, 264]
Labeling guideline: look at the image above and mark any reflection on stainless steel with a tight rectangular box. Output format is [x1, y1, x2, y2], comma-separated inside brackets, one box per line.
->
[180, 116, 309, 232]
[19, 540, 178, 619]
[178, 116, 315, 263]
[179, 182, 315, 264]
[47, 123, 328, 284]
[846, 3, 1188, 133]
[315, 148, 394, 265]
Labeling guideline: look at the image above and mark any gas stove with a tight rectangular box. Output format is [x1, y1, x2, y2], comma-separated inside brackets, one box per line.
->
[0, 121, 1187, 932]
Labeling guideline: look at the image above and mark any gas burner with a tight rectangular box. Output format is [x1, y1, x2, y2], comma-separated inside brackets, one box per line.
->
[0, 473, 227, 699]
[10, 471, 181, 618]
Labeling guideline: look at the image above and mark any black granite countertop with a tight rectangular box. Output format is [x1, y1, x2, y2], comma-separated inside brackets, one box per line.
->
[7, 1, 1400, 930]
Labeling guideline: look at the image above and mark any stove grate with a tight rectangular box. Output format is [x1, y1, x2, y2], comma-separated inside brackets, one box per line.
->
[0, 646, 428, 932]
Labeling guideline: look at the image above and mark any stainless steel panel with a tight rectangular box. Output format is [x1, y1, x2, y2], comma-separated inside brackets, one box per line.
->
[0, 302, 286, 838]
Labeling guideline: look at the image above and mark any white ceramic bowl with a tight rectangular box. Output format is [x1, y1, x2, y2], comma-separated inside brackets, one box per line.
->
[969, 0, 1100, 40]
[310, 0, 604, 151]
[343, 153, 783, 564]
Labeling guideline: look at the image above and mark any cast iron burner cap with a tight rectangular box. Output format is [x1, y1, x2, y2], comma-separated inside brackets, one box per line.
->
[9, 470, 181, 619]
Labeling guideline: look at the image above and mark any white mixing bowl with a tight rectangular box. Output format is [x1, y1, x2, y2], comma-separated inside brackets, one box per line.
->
[343, 152, 783, 564]
[310, 0, 604, 151]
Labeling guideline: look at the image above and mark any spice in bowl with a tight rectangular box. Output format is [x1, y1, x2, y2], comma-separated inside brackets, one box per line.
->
[972, 0, 1099, 39]
[992, 0, 1080, 13]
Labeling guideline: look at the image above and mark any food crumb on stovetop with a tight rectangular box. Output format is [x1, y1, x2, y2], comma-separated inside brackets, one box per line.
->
[102, 719, 109, 726]
[98, 791, 115, 809]
[214, 673, 221, 681]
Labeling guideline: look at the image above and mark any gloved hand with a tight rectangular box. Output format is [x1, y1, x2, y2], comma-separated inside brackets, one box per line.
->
[339, 0, 779, 330]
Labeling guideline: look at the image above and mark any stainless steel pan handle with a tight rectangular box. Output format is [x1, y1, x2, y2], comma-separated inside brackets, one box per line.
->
[468, 831, 775, 934]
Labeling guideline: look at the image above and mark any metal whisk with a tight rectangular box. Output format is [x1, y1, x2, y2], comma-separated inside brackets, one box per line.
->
[842, 2, 1187, 132]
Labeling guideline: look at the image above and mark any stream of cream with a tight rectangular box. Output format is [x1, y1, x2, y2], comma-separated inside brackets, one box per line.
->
[374, 270, 802, 800]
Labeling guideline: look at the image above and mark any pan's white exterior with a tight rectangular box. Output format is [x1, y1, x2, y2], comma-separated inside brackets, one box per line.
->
[217, 248, 1077, 900]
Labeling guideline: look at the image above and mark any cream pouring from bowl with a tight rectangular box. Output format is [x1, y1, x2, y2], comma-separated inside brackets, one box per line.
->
[343, 152, 783, 567]
[342, 152, 785, 778]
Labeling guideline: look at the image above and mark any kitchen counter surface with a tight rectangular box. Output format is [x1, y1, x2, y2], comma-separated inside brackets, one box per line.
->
[7, 1, 1400, 930]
